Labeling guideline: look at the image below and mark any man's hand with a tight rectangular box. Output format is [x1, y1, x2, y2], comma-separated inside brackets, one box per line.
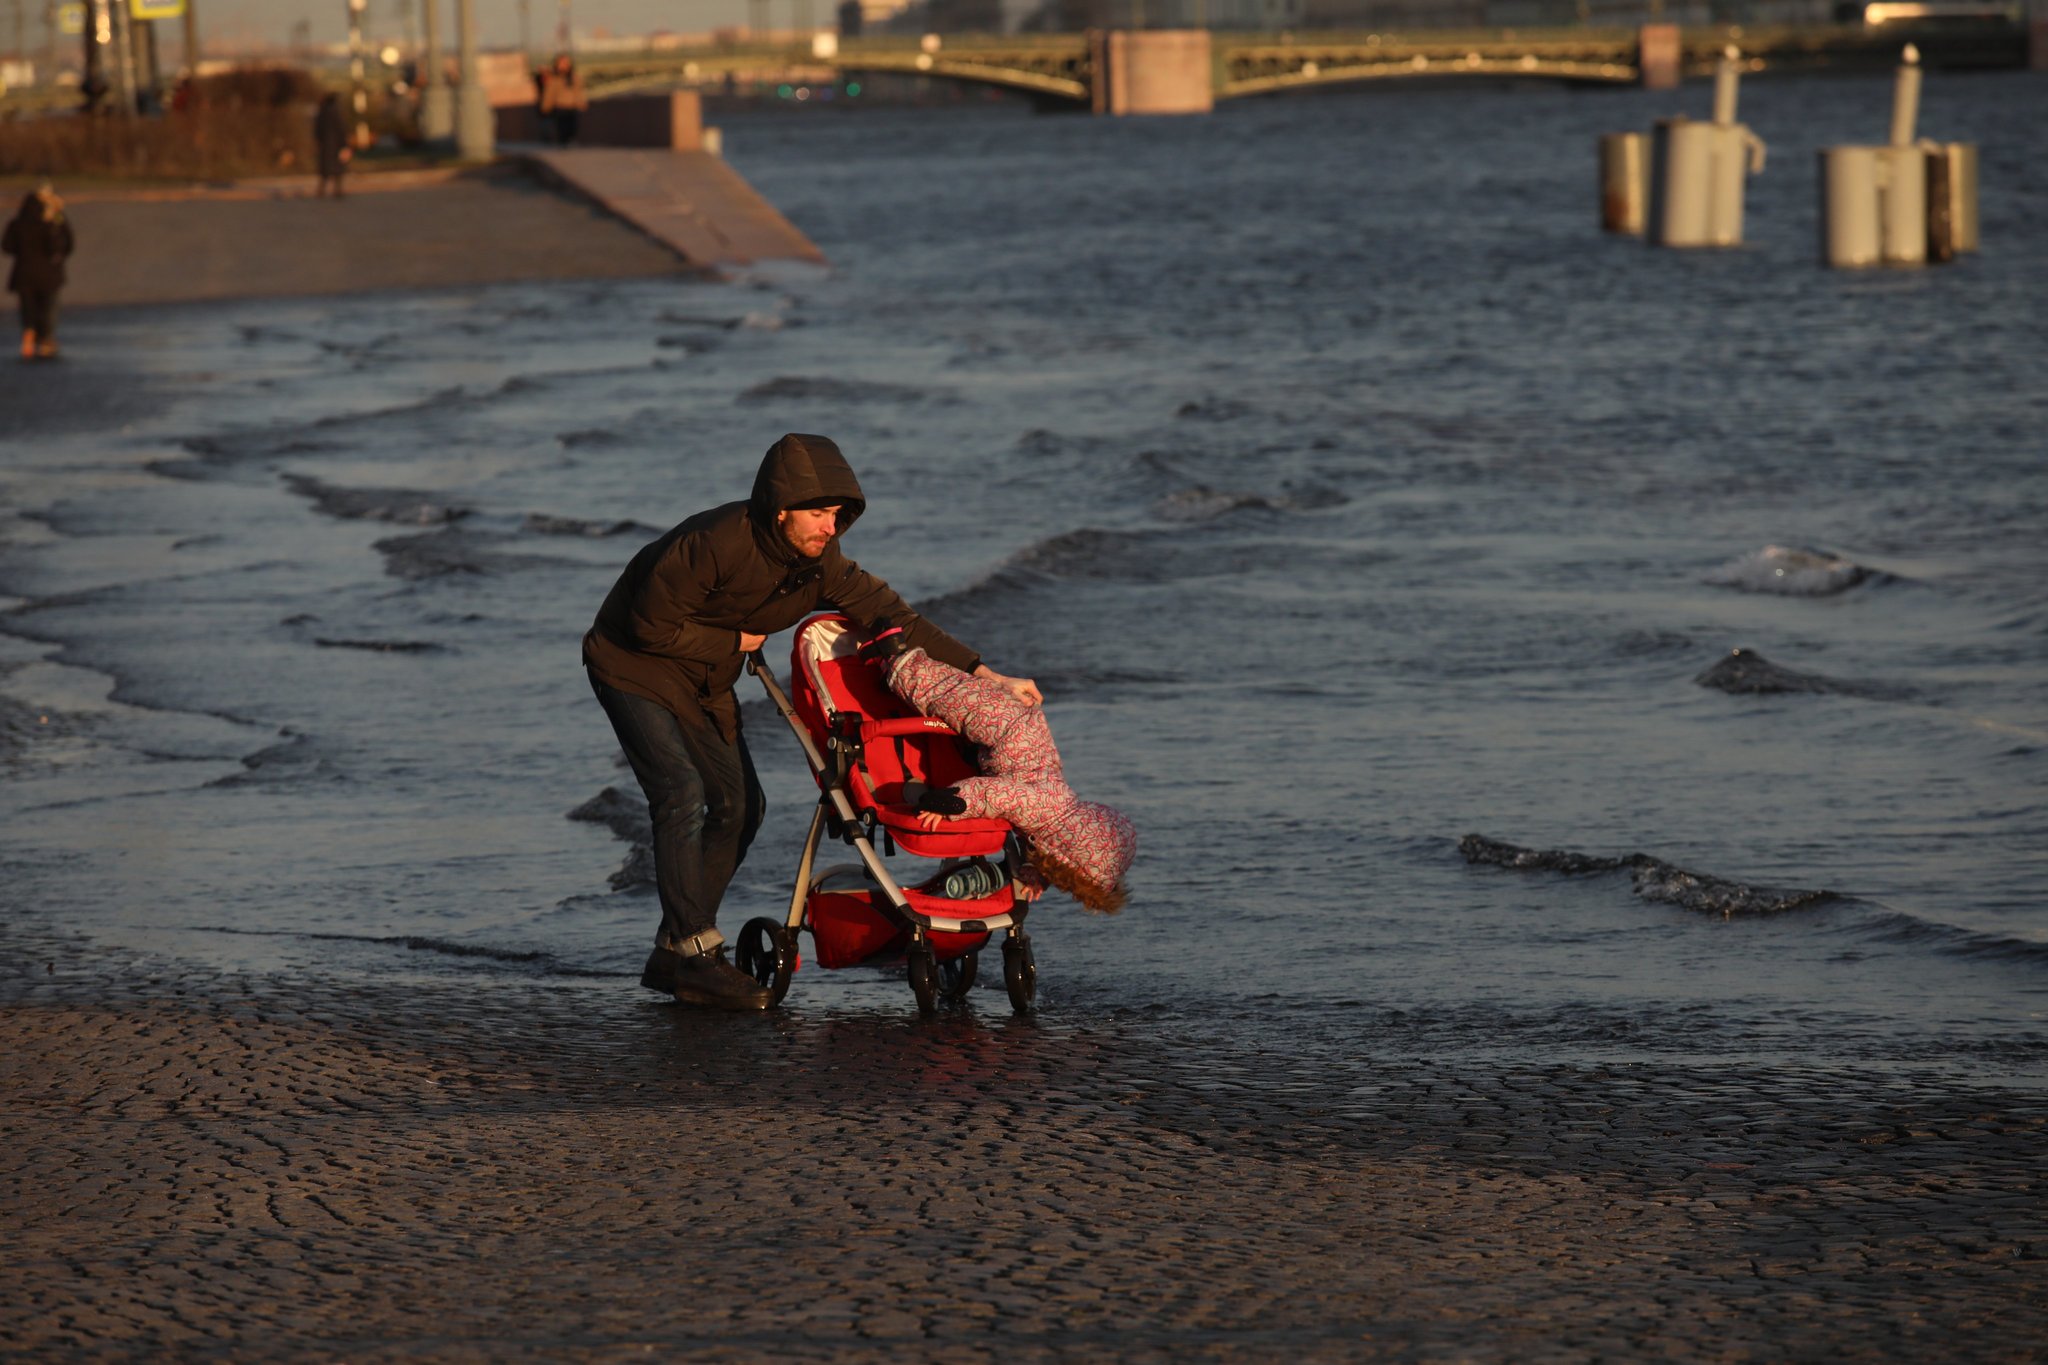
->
[739, 631, 767, 653]
[974, 664, 1042, 707]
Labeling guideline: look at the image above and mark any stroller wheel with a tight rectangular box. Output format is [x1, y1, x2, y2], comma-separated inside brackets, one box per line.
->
[1001, 933, 1036, 1014]
[736, 917, 797, 1006]
[907, 941, 939, 1018]
[938, 950, 978, 1003]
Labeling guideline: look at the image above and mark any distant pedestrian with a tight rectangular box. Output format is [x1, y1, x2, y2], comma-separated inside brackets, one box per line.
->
[3, 183, 74, 362]
[314, 93, 352, 199]
[539, 53, 587, 146]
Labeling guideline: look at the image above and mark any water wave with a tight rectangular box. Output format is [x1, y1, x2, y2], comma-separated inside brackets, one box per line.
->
[522, 513, 652, 538]
[1012, 429, 1119, 458]
[737, 376, 945, 406]
[284, 475, 470, 527]
[556, 427, 630, 449]
[1175, 398, 1256, 423]
[188, 925, 618, 977]
[1850, 910, 2048, 965]
[1703, 545, 1890, 596]
[656, 310, 747, 329]
[179, 387, 469, 464]
[568, 786, 654, 891]
[1459, 833, 1839, 917]
[312, 638, 444, 654]
[371, 528, 576, 580]
[1154, 481, 1349, 523]
[1693, 647, 1895, 698]
[204, 731, 342, 789]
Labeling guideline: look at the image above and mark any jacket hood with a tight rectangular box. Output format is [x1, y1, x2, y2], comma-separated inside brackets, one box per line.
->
[749, 434, 866, 550]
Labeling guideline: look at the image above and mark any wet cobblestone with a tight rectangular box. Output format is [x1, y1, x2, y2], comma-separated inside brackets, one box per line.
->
[3, 919, 2043, 1361]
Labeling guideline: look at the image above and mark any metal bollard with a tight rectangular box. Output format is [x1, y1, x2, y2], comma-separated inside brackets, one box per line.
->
[1938, 142, 1979, 252]
[1819, 146, 1882, 268]
[1650, 118, 1715, 246]
[1817, 44, 1976, 269]
[1600, 131, 1651, 235]
[1878, 145, 1928, 265]
[1645, 47, 1763, 249]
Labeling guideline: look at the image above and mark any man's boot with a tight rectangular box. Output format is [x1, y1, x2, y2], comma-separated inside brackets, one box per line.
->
[640, 943, 684, 994]
[672, 946, 772, 1011]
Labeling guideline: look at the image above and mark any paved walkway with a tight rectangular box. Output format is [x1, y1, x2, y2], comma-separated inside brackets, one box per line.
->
[54, 166, 697, 310]
[525, 148, 825, 268]
[2, 915, 2043, 1360]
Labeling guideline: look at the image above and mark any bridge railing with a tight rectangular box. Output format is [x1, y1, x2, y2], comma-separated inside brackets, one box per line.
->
[577, 17, 2027, 101]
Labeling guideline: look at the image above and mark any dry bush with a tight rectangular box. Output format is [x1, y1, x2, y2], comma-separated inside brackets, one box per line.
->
[0, 67, 325, 180]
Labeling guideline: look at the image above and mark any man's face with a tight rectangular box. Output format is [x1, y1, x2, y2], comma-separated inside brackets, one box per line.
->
[779, 505, 840, 558]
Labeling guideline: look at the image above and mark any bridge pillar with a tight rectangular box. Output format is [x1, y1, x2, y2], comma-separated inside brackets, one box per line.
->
[1638, 23, 1682, 91]
[1088, 29, 1214, 116]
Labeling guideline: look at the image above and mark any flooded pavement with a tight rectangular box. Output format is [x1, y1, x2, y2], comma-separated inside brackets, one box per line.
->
[5, 915, 2045, 1358]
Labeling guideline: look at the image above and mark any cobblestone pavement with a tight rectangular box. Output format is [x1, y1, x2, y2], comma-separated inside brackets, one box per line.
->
[3, 918, 2043, 1361]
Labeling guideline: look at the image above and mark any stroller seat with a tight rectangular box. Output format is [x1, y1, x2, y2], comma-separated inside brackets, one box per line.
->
[791, 616, 1010, 859]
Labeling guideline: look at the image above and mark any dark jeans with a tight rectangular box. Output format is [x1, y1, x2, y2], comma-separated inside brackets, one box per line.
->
[590, 674, 765, 948]
[17, 288, 55, 338]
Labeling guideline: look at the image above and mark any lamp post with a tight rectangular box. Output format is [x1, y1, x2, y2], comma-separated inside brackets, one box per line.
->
[182, 0, 198, 73]
[95, 0, 137, 113]
[419, 0, 450, 139]
[347, 0, 370, 149]
[454, 0, 492, 161]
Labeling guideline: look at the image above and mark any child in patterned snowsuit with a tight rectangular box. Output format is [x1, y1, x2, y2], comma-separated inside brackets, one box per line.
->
[868, 632, 1136, 914]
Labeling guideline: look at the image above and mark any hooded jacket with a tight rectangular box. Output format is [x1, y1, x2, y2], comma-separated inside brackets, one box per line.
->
[3, 194, 73, 295]
[583, 433, 979, 739]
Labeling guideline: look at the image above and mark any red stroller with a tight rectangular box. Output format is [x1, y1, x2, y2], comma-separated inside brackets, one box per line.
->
[736, 613, 1038, 1016]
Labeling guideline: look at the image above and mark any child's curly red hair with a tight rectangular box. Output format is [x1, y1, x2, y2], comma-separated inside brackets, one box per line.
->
[1028, 847, 1128, 915]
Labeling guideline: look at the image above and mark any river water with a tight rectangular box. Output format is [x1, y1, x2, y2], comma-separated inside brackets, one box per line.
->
[3, 70, 2043, 1083]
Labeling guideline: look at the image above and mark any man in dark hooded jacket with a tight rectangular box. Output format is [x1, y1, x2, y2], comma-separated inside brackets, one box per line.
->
[584, 433, 1039, 1010]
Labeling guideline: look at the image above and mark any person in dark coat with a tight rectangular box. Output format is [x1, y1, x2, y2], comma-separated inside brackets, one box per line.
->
[584, 433, 1042, 1010]
[313, 93, 351, 199]
[3, 184, 74, 361]
[537, 53, 587, 146]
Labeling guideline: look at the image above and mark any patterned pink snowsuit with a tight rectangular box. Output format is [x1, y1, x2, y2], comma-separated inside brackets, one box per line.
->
[887, 648, 1136, 899]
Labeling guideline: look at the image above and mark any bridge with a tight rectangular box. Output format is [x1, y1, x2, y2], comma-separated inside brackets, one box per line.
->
[579, 19, 2033, 112]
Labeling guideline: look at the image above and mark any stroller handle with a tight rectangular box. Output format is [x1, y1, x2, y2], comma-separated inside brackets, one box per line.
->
[861, 716, 960, 741]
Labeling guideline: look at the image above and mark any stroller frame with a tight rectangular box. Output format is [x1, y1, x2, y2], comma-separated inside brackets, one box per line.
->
[737, 623, 1038, 1016]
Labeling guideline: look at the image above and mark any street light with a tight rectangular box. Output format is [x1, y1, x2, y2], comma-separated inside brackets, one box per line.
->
[419, 0, 450, 140]
[454, 0, 491, 160]
[347, 0, 369, 149]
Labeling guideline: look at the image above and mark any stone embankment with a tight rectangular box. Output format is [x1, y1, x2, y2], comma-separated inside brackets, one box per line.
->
[43, 149, 819, 311]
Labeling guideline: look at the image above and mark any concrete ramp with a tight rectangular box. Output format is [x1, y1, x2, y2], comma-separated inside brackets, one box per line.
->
[525, 149, 824, 269]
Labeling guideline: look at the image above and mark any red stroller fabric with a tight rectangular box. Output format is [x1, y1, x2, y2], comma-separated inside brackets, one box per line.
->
[790, 616, 1010, 860]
